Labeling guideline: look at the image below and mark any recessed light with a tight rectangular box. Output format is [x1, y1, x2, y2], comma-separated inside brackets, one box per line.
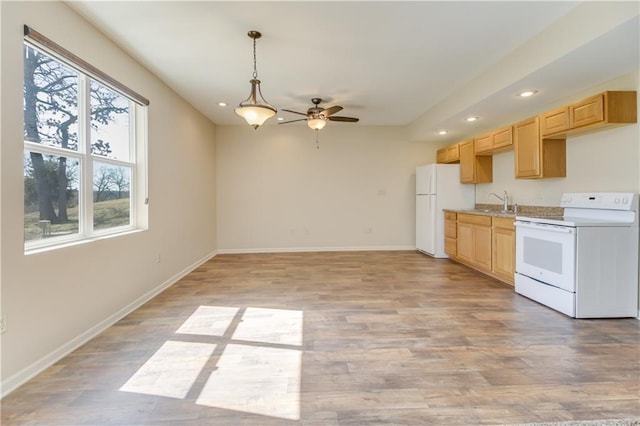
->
[438, 130, 448, 135]
[466, 116, 478, 122]
[519, 90, 537, 98]
[217, 102, 228, 107]
[277, 117, 284, 121]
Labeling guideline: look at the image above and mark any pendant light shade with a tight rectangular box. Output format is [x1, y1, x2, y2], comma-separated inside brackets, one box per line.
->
[235, 31, 276, 129]
[235, 78, 276, 129]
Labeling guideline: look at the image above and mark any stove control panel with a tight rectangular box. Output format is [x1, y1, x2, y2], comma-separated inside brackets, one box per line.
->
[560, 193, 638, 210]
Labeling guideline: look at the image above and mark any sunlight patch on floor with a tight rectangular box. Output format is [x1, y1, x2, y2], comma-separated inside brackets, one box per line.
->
[233, 307, 303, 346]
[176, 305, 239, 336]
[119, 306, 303, 420]
[119, 340, 216, 399]
[196, 343, 302, 420]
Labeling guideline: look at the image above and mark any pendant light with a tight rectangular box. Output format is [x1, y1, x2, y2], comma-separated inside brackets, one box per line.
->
[235, 30, 277, 129]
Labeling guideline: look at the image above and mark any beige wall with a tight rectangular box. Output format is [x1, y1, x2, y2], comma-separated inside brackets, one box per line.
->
[216, 125, 431, 252]
[1, 1, 217, 395]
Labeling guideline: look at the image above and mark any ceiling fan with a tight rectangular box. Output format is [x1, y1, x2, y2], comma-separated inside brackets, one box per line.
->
[279, 98, 359, 130]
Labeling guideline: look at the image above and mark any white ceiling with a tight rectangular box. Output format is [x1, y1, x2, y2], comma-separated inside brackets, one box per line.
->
[67, 1, 639, 140]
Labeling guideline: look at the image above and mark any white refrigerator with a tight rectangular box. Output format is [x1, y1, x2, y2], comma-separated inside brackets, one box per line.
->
[416, 164, 475, 258]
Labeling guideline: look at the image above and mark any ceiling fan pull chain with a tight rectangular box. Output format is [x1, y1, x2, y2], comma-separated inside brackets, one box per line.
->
[315, 129, 320, 149]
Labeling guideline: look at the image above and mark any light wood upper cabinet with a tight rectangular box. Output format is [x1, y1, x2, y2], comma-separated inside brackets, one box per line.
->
[540, 106, 569, 136]
[492, 217, 515, 285]
[474, 133, 493, 154]
[492, 126, 513, 150]
[436, 143, 460, 164]
[570, 94, 604, 128]
[460, 140, 492, 184]
[474, 127, 513, 154]
[543, 91, 636, 137]
[514, 116, 566, 179]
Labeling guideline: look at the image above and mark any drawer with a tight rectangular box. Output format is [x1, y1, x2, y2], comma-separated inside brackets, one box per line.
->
[457, 213, 492, 226]
[492, 216, 515, 230]
[445, 220, 457, 238]
[444, 211, 457, 221]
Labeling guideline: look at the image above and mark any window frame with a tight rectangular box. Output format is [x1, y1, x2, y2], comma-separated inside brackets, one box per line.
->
[23, 28, 148, 252]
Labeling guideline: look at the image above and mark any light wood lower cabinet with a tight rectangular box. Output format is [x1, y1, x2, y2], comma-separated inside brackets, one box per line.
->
[456, 214, 492, 272]
[444, 212, 457, 257]
[449, 213, 515, 285]
[492, 217, 515, 285]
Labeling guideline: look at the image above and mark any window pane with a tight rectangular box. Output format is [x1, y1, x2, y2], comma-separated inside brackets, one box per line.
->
[23, 44, 79, 151]
[93, 161, 131, 230]
[24, 151, 80, 242]
[90, 81, 131, 161]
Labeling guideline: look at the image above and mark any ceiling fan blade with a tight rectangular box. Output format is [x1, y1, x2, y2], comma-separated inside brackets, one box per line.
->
[328, 116, 359, 122]
[321, 105, 343, 117]
[278, 118, 308, 125]
[282, 109, 308, 117]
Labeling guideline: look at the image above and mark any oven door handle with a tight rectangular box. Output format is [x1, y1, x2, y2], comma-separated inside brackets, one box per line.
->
[515, 221, 575, 233]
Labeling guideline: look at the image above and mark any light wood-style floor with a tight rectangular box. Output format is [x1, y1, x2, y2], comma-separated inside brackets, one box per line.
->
[2, 251, 639, 425]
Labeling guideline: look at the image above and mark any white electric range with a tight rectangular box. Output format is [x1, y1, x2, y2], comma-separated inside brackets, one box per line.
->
[514, 192, 639, 318]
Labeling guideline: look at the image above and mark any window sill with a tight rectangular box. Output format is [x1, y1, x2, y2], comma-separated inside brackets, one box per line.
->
[25, 228, 147, 256]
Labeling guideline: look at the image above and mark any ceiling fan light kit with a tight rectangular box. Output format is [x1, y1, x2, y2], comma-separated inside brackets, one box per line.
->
[279, 97, 359, 131]
[307, 116, 327, 130]
[235, 30, 277, 129]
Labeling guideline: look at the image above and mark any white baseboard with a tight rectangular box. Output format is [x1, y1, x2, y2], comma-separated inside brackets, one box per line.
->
[1, 250, 218, 399]
[218, 245, 415, 254]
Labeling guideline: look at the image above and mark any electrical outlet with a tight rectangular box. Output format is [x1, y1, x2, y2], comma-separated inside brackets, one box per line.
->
[0, 317, 7, 334]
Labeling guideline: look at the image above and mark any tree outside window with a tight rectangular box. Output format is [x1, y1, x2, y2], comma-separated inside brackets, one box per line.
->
[23, 42, 137, 246]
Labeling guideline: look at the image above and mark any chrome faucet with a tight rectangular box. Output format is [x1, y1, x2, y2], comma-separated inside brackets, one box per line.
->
[489, 190, 509, 211]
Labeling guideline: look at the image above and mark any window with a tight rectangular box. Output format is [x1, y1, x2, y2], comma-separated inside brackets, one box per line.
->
[23, 26, 148, 250]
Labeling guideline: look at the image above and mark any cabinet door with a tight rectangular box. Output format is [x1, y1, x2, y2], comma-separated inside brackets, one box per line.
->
[459, 140, 475, 183]
[456, 222, 474, 263]
[445, 219, 457, 239]
[492, 127, 513, 149]
[570, 94, 604, 129]
[492, 227, 515, 283]
[473, 225, 492, 271]
[514, 117, 541, 178]
[445, 144, 460, 162]
[541, 107, 569, 136]
[436, 148, 446, 164]
[445, 237, 457, 256]
[474, 133, 492, 154]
